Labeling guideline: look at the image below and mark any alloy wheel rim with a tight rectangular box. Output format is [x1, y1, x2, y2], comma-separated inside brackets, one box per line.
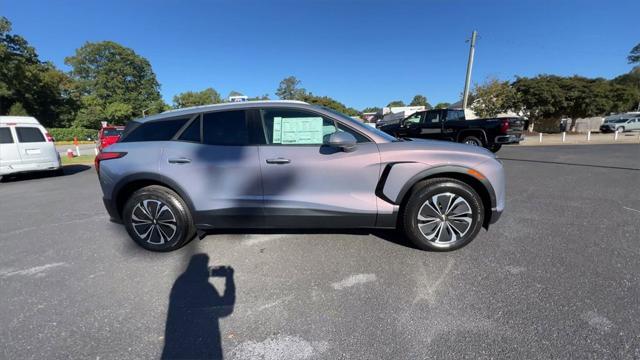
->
[417, 192, 473, 245]
[131, 199, 178, 245]
[464, 139, 480, 146]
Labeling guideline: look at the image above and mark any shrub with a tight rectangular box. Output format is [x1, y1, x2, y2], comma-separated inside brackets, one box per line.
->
[49, 128, 98, 141]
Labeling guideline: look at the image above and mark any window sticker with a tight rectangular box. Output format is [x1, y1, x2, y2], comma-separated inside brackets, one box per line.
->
[272, 116, 324, 144]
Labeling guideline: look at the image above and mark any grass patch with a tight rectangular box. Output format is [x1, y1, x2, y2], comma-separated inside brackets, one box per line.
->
[61, 154, 95, 165]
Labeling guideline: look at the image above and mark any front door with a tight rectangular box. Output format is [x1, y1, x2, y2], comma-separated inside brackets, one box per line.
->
[256, 108, 380, 228]
[418, 111, 444, 139]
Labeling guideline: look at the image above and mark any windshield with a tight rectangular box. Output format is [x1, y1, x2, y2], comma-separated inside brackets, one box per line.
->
[103, 129, 123, 137]
[321, 107, 398, 142]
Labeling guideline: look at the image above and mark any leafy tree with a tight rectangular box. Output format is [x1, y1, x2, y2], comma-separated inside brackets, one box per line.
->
[409, 94, 430, 108]
[362, 107, 381, 113]
[65, 41, 162, 127]
[0, 17, 78, 127]
[247, 94, 270, 101]
[298, 92, 359, 116]
[8, 102, 27, 115]
[470, 78, 520, 117]
[434, 102, 451, 109]
[387, 100, 406, 107]
[276, 76, 306, 100]
[173, 88, 222, 108]
[628, 43, 640, 64]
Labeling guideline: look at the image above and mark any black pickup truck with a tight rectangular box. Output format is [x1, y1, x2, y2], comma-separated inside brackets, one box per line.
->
[378, 108, 526, 152]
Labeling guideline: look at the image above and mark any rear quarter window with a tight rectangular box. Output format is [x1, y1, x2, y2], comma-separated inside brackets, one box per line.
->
[16, 127, 45, 143]
[0, 128, 14, 144]
[120, 118, 189, 142]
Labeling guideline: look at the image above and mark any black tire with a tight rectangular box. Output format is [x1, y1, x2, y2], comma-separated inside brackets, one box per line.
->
[488, 144, 502, 153]
[123, 185, 196, 252]
[461, 135, 484, 147]
[402, 178, 484, 251]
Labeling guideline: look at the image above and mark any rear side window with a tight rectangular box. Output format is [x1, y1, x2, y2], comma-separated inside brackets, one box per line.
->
[203, 110, 249, 146]
[178, 117, 201, 143]
[16, 127, 45, 143]
[0, 128, 13, 144]
[121, 118, 188, 142]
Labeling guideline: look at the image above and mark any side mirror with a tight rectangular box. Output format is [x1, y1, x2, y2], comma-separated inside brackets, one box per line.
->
[326, 131, 357, 152]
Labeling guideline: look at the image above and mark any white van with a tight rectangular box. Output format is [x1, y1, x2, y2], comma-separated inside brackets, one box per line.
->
[0, 116, 62, 177]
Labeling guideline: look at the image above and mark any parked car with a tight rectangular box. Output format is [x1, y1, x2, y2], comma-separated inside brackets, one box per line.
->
[96, 101, 505, 252]
[97, 126, 124, 151]
[378, 108, 526, 152]
[0, 116, 62, 178]
[599, 117, 640, 133]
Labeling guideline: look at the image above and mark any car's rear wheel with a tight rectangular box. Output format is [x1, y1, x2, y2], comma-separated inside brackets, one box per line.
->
[123, 185, 195, 252]
[402, 178, 484, 251]
[461, 135, 483, 147]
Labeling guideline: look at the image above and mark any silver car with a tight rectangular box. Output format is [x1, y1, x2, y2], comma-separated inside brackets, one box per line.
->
[96, 101, 505, 252]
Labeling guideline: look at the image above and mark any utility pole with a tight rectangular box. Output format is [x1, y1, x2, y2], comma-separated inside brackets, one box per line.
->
[462, 30, 477, 110]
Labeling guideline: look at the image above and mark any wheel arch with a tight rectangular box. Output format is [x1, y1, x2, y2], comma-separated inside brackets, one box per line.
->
[457, 129, 488, 144]
[113, 173, 195, 221]
[394, 166, 496, 229]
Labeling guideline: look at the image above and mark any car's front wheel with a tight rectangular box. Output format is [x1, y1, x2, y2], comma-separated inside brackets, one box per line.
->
[617, 126, 625, 133]
[123, 185, 196, 252]
[402, 178, 484, 251]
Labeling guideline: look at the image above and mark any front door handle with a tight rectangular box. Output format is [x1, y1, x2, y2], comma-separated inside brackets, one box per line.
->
[265, 157, 290, 164]
[168, 157, 191, 164]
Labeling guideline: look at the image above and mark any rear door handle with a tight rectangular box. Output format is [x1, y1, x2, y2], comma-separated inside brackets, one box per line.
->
[168, 157, 191, 164]
[265, 158, 290, 164]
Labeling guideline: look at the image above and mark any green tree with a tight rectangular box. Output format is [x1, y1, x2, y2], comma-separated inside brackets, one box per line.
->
[387, 100, 405, 107]
[247, 94, 270, 101]
[434, 102, 451, 109]
[362, 107, 381, 113]
[0, 17, 78, 127]
[298, 92, 359, 116]
[409, 94, 430, 108]
[173, 88, 222, 108]
[276, 76, 306, 100]
[8, 102, 27, 115]
[470, 78, 520, 118]
[65, 41, 162, 127]
[628, 43, 640, 64]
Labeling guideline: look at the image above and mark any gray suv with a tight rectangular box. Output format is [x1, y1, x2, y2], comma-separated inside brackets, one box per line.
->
[96, 101, 505, 252]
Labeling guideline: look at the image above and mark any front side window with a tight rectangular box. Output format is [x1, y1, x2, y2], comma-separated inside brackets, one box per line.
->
[260, 109, 337, 145]
[178, 117, 201, 143]
[404, 113, 423, 125]
[121, 118, 189, 142]
[202, 110, 249, 146]
[0, 128, 14, 144]
[16, 127, 45, 143]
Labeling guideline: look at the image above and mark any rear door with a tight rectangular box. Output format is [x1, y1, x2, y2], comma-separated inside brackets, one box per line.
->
[0, 126, 21, 172]
[257, 107, 380, 227]
[14, 126, 54, 164]
[159, 110, 264, 228]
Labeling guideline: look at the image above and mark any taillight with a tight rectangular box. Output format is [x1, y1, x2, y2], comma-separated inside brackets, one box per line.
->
[500, 119, 510, 134]
[95, 151, 127, 175]
[45, 132, 54, 142]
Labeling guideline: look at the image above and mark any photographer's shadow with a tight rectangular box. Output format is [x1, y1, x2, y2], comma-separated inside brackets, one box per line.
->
[162, 254, 235, 360]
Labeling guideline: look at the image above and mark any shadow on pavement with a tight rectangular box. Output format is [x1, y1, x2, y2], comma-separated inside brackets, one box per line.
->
[203, 228, 416, 249]
[0, 164, 92, 183]
[162, 253, 235, 360]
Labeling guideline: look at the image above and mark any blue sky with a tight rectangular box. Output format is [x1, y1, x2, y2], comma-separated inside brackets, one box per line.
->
[4, 0, 639, 109]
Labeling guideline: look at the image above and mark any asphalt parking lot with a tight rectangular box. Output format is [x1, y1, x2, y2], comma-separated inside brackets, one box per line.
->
[1, 144, 639, 359]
